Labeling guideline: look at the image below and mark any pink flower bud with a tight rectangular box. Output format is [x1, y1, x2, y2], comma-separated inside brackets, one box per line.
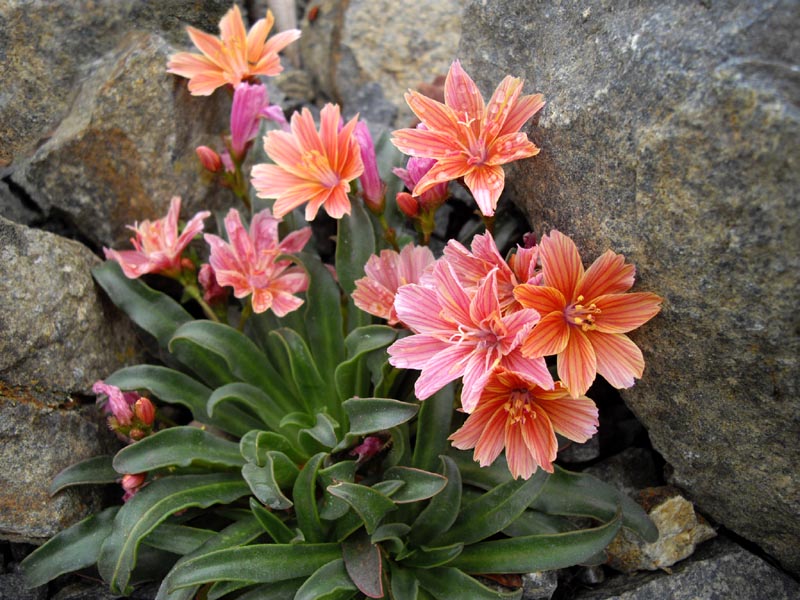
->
[133, 397, 155, 426]
[354, 122, 386, 213]
[196, 146, 222, 172]
[198, 263, 229, 304]
[231, 82, 268, 159]
[121, 473, 146, 502]
[92, 381, 137, 426]
[350, 436, 384, 462]
[396, 192, 420, 218]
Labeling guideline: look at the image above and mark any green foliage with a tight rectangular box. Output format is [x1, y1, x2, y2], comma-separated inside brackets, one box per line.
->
[24, 210, 658, 599]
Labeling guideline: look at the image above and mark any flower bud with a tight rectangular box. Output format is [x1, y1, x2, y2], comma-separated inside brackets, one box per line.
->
[396, 192, 420, 218]
[354, 122, 386, 213]
[128, 428, 147, 441]
[196, 146, 222, 172]
[121, 473, 146, 502]
[133, 397, 156, 426]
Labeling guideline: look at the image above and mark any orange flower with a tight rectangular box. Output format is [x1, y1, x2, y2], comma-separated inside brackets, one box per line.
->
[167, 6, 301, 96]
[514, 230, 662, 398]
[251, 104, 365, 220]
[392, 60, 545, 217]
[450, 370, 598, 479]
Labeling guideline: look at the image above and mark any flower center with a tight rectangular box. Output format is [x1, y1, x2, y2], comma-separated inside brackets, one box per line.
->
[300, 150, 340, 188]
[506, 389, 535, 425]
[564, 295, 601, 331]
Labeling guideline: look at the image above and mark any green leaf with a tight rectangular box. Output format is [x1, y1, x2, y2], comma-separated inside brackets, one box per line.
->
[409, 456, 461, 546]
[336, 200, 376, 297]
[401, 543, 464, 569]
[207, 382, 287, 432]
[342, 529, 383, 598]
[207, 580, 255, 600]
[383, 466, 447, 504]
[336, 326, 398, 401]
[169, 320, 296, 411]
[241, 452, 299, 510]
[239, 430, 306, 466]
[113, 427, 244, 474]
[412, 384, 454, 472]
[449, 513, 623, 574]
[502, 509, 574, 537]
[49, 455, 118, 495]
[344, 397, 419, 435]
[530, 466, 658, 542]
[327, 482, 398, 535]
[295, 558, 358, 600]
[233, 579, 307, 600]
[269, 327, 332, 417]
[155, 514, 264, 600]
[164, 544, 341, 590]
[448, 449, 513, 489]
[142, 523, 215, 555]
[298, 413, 340, 454]
[293, 452, 328, 543]
[105, 365, 258, 437]
[437, 471, 549, 546]
[98, 473, 250, 594]
[21, 507, 119, 588]
[249, 498, 294, 544]
[390, 563, 420, 600]
[371, 523, 410, 555]
[92, 261, 192, 348]
[319, 460, 358, 521]
[413, 567, 522, 600]
[299, 251, 346, 388]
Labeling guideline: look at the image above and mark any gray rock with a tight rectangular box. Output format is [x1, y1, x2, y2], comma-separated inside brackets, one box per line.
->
[459, 0, 800, 574]
[573, 537, 800, 600]
[0, 180, 40, 227]
[0, 217, 142, 396]
[583, 448, 660, 499]
[12, 30, 231, 249]
[0, 399, 119, 542]
[0, 565, 46, 600]
[299, 0, 466, 125]
[558, 433, 600, 464]
[0, 0, 229, 171]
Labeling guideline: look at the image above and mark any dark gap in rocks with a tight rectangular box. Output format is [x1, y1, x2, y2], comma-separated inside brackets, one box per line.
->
[2, 175, 43, 218]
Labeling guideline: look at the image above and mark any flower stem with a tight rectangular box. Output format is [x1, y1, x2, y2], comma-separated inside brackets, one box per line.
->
[378, 213, 400, 251]
[238, 300, 253, 332]
[183, 284, 220, 322]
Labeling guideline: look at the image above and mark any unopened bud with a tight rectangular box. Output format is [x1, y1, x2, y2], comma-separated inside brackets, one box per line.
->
[396, 192, 420, 218]
[128, 428, 147, 441]
[121, 473, 146, 502]
[196, 146, 222, 172]
[134, 397, 155, 426]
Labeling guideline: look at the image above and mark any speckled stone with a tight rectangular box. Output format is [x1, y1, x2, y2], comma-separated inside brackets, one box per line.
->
[459, 0, 800, 574]
[299, 0, 467, 125]
[11, 30, 231, 249]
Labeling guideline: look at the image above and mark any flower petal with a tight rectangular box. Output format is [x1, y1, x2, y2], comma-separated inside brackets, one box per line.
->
[404, 89, 459, 133]
[588, 331, 645, 390]
[499, 93, 545, 137]
[519, 403, 557, 475]
[534, 386, 598, 443]
[593, 292, 662, 334]
[579, 249, 636, 300]
[558, 327, 597, 398]
[521, 310, 570, 358]
[539, 230, 584, 301]
[391, 126, 460, 160]
[501, 350, 554, 391]
[464, 164, 505, 217]
[444, 60, 485, 122]
[514, 284, 566, 316]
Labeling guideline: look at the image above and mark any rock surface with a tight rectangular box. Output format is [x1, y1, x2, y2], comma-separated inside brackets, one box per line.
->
[299, 0, 467, 125]
[11, 30, 231, 249]
[0, 0, 230, 170]
[573, 537, 800, 600]
[459, 0, 800, 574]
[0, 217, 141, 395]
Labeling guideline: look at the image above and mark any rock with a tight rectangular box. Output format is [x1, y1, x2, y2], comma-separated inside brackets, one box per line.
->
[12, 30, 231, 249]
[573, 537, 800, 600]
[0, 217, 142, 396]
[605, 486, 716, 573]
[0, 397, 119, 543]
[0, 0, 229, 170]
[299, 0, 467, 125]
[0, 565, 46, 600]
[583, 448, 660, 499]
[522, 571, 559, 600]
[0, 180, 40, 227]
[52, 580, 160, 599]
[558, 433, 600, 464]
[459, 0, 800, 574]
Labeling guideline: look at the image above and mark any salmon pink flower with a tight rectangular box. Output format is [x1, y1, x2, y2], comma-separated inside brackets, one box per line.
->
[251, 104, 364, 220]
[166, 6, 301, 96]
[450, 369, 598, 479]
[103, 197, 209, 279]
[93, 381, 139, 426]
[515, 230, 663, 398]
[388, 261, 553, 412]
[443, 231, 540, 315]
[352, 244, 436, 326]
[392, 60, 545, 217]
[204, 208, 312, 316]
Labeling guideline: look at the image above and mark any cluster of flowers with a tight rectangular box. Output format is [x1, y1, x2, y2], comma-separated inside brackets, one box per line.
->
[99, 4, 661, 487]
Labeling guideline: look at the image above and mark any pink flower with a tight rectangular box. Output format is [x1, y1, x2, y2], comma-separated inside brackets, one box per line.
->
[251, 104, 365, 220]
[450, 369, 598, 479]
[392, 60, 545, 216]
[352, 244, 436, 326]
[204, 208, 312, 315]
[166, 6, 301, 96]
[393, 154, 449, 212]
[388, 261, 553, 412]
[230, 82, 268, 159]
[443, 231, 540, 315]
[103, 197, 209, 279]
[514, 230, 662, 398]
[353, 122, 386, 213]
[93, 381, 139, 426]
[198, 263, 229, 305]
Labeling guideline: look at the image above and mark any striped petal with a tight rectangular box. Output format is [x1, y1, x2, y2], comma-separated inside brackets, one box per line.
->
[472, 407, 509, 467]
[391, 127, 461, 160]
[579, 249, 636, 300]
[499, 93, 545, 137]
[557, 327, 597, 398]
[518, 404, 557, 475]
[246, 12, 273, 63]
[588, 331, 645, 390]
[414, 343, 474, 400]
[514, 284, 566, 315]
[534, 386, 598, 443]
[464, 164, 505, 217]
[521, 310, 570, 358]
[394, 283, 453, 334]
[593, 292, 662, 334]
[387, 334, 451, 370]
[444, 60, 485, 123]
[404, 90, 459, 133]
[540, 230, 584, 301]
[500, 350, 554, 391]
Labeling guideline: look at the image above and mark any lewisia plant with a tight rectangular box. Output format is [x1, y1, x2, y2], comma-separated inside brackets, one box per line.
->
[23, 6, 663, 599]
